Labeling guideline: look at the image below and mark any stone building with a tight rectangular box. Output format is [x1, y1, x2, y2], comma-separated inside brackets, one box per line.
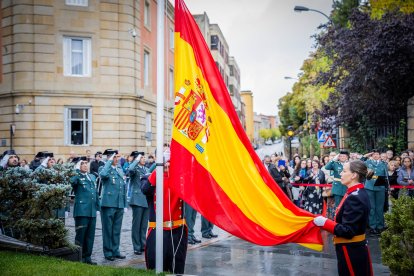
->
[0, 0, 175, 160]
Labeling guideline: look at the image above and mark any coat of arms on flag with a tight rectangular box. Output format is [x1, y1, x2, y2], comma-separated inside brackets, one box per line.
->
[173, 78, 210, 148]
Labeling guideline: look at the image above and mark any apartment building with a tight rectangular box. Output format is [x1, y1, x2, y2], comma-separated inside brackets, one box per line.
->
[0, 0, 174, 160]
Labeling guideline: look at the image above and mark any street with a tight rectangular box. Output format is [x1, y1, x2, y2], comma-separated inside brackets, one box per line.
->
[65, 204, 390, 275]
[255, 141, 285, 161]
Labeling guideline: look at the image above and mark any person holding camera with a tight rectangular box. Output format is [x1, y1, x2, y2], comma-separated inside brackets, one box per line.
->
[99, 150, 127, 261]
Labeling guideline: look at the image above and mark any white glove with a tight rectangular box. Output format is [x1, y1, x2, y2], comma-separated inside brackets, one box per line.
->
[96, 211, 100, 216]
[41, 156, 50, 167]
[124, 207, 128, 213]
[0, 154, 9, 168]
[332, 154, 339, 161]
[109, 153, 116, 161]
[313, 216, 328, 227]
[135, 154, 142, 161]
[65, 211, 69, 218]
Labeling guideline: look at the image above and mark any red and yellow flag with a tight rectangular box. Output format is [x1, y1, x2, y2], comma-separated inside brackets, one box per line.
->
[171, 0, 322, 250]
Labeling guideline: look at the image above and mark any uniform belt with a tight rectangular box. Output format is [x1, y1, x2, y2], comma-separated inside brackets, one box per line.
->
[372, 175, 378, 179]
[333, 178, 341, 182]
[333, 234, 365, 244]
[148, 219, 186, 229]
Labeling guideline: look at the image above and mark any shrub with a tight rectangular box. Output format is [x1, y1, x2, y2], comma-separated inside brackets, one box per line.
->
[0, 164, 74, 249]
[380, 195, 414, 275]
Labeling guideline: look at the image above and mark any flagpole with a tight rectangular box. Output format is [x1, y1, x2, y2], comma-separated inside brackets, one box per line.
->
[155, 0, 165, 273]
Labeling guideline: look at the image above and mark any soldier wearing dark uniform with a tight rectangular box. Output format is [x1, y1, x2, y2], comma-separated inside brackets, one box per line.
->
[325, 150, 349, 208]
[141, 159, 188, 274]
[70, 157, 100, 265]
[99, 150, 127, 261]
[314, 160, 373, 276]
[126, 151, 149, 255]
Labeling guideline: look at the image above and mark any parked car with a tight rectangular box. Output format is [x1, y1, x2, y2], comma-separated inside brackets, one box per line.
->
[265, 140, 272, 145]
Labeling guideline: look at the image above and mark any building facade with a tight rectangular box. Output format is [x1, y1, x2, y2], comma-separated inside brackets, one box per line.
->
[0, 0, 174, 160]
[241, 90, 253, 141]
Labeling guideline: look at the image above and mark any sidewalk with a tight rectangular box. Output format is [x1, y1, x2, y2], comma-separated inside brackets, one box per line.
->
[65, 204, 229, 267]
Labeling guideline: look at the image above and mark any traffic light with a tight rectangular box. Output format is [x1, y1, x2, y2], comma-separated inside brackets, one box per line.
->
[287, 126, 294, 137]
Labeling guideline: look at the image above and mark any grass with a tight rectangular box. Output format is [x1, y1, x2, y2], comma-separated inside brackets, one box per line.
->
[0, 251, 162, 276]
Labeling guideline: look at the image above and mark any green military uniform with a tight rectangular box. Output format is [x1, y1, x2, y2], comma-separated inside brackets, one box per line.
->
[99, 160, 127, 259]
[70, 171, 100, 264]
[324, 160, 347, 207]
[361, 158, 387, 231]
[127, 159, 149, 254]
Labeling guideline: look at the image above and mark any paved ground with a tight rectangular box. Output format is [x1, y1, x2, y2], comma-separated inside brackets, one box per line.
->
[65, 204, 390, 275]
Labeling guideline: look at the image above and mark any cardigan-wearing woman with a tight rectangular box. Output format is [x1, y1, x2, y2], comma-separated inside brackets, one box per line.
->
[302, 160, 326, 215]
[313, 160, 373, 276]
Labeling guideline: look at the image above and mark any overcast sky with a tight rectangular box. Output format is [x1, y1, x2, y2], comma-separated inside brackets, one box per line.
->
[180, 0, 334, 116]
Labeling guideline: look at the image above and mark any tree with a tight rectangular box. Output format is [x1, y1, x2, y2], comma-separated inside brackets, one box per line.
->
[259, 129, 272, 141]
[317, 9, 414, 150]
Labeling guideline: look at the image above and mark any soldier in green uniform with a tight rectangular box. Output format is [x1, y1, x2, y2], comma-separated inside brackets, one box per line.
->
[70, 157, 100, 265]
[325, 150, 349, 208]
[126, 151, 149, 255]
[361, 150, 388, 234]
[99, 150, 127, 261]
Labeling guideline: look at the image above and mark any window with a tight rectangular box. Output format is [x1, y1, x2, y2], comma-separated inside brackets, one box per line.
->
[144, 1, 150, 28]
[229, 65, 234, 76]
[169, 68, 174, 99]
[211, 35, 218, 50]
[169, 28, 174, 50]
[65, 0, 88, 7]
[63, 37, 91, 77]
[64, 107, 92, 145]
[143, 50, 150, 87]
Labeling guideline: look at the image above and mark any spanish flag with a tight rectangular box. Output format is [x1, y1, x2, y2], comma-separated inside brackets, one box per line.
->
[171, 0, 322, 250]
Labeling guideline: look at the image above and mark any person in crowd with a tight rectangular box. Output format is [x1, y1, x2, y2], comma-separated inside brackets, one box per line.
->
[142, 158, 188, 274]
[380, 152, 388, 163]
[122, 155, 134, 173]
[270, 159, 293, 200]
[361, 150, 388, 234]
[34, 154, 56, 171]
[388, 160, 399, 201]
[90, 151, 104, 177]
[19, 158, 30, 170]
[0, 150, 20, 170]
[70, 157, 100, 265]
[392, 156, 401, 168]
[313, 160, 373, 276]
[302, 160, 325, 215]
[145, 155, 155, 169]
[408, 150, 414, 160]
[184, 203, 202, 245]
[321, 153, 335, 219]
[291, 159, 308, 207]
[99, 150, 127, 261]
[67, 151, 77, 163]
[386, 150, 394, 162]
[400, 151, 409, 159]
[325, 150, 349, 208]
[29, 152, 43, 170]
[56, 158, 64, 165]
[306, 159, 312, 170]
[397, 156, 414, 198]
[126, 151, 149, 255]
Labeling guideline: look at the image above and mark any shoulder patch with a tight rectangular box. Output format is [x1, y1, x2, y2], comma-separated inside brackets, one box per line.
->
[351, 189, 359, 196]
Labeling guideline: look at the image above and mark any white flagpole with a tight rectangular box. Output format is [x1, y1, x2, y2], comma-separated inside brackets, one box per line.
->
[155, 0, 165, 273]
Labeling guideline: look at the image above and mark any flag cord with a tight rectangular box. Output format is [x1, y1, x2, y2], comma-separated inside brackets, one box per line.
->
[168, 187, 185, 273]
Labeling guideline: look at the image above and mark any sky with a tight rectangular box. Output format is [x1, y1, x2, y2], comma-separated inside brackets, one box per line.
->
[180, 0, 334, 116]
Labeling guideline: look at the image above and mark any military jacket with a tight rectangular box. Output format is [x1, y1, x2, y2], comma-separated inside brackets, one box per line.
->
[70, 172, 100, 217]
[99, 160, 127, 208]
[325, 160, 347, 196]
[361, 158, 388, 191]
[127, 160, 149, 207]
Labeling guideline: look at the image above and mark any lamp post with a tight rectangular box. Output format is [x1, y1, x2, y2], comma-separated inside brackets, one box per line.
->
[287, 126, 294, 160]
[294, 5, 333, 25]
[284, 76, 298, 80]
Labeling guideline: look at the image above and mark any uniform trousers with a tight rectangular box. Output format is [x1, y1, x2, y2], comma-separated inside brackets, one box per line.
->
[184, 203, 197, 239]
[366, 189, 385, 230]
[201, 216, 213, 236]
[101, 207, 124, 257]
[131, 205, 149, 252]
[74, 216, 96, 262]
[335, 241, 372, 276]
[145, 225, 188, 274]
